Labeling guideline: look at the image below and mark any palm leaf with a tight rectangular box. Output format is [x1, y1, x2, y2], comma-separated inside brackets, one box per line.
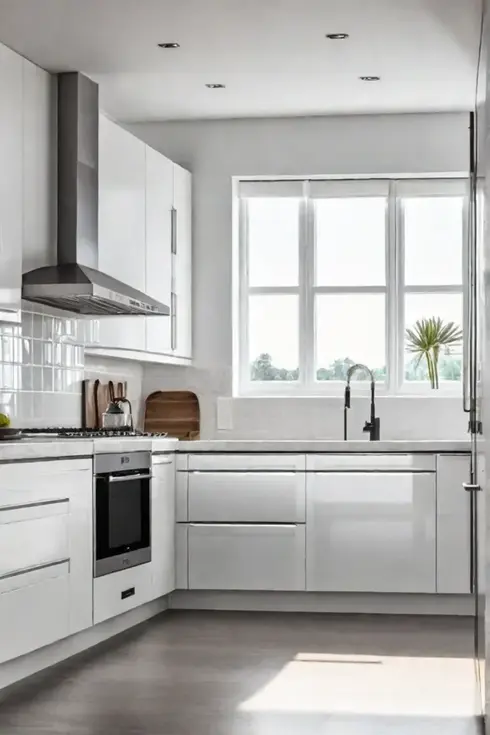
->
[405, 316, 463, 389]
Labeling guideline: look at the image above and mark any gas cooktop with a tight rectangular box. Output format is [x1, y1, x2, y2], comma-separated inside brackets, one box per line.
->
[20, 428, 169, 439]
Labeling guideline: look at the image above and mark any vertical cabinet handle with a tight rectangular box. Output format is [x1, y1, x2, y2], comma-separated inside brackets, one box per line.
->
[171, 292, 177, 351]
[171, 208, 177, 255]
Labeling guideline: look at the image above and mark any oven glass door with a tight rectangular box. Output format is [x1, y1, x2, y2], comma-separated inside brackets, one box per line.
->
[95, 471, 151, 576]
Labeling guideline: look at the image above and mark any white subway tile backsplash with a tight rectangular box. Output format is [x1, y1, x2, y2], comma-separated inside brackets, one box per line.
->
[0, 308, 87, 428]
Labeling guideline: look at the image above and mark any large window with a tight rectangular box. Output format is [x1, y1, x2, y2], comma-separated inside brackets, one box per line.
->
[237, 178, 466, 394]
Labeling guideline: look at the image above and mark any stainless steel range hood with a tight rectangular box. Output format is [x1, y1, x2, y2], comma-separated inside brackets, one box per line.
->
[22, 73, 170, 316]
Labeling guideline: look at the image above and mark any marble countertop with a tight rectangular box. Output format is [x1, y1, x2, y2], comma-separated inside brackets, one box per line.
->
[0, 436, 472, 462]
[177, 439, 472, 453]
[0, 436, 179, 462]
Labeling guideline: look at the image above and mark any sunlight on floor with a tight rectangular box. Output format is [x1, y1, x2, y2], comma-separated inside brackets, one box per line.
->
[238, 653, 476, 717]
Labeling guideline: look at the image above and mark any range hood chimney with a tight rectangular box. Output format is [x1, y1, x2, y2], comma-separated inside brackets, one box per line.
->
[22, 73, 170, 316]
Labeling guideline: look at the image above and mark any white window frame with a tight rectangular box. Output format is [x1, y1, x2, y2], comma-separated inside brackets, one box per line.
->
[237, 177, 468, 397]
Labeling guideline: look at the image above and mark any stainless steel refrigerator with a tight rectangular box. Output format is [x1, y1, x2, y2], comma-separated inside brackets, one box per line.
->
[471, 3, 486, 722]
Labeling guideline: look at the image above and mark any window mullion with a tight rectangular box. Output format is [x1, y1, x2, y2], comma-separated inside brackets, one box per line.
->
[299, 185, 314, 388]
[395, 186, 405, 391]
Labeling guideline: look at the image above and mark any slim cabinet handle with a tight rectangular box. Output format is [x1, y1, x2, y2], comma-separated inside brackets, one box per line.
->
[171, 292, 177, 351]
[171, 208, 177, 255]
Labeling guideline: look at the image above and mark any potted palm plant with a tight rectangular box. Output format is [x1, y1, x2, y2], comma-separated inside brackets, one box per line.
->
[405, 317, 463, 389]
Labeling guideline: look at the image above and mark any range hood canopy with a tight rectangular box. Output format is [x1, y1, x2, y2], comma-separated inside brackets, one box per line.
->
[22, 73, 169, 317]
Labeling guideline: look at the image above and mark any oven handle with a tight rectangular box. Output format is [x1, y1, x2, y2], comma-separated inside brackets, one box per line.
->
[107, 473, 153, 483]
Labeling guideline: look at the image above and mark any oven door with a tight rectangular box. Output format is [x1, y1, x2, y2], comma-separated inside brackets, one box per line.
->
[95, 470, 151, 577]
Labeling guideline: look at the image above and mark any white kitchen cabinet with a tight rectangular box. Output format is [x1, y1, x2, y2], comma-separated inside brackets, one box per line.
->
[172, 164, 192, 359]
[97, 115, 146, 351]
[0, 42, 23, 321]
[306, 471, 436, 593]
[436, 454, 471, 594]
[188, 523, 306, 591]
[0, 458, 93, 663]
[22, 59, 57, 274]
[151, 454, 176, 598]
[187, 471, 305, 523]
[145, 147, 173, 355]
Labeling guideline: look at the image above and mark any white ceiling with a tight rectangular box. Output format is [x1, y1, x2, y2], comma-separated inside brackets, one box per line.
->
[0, 0, 482, 121]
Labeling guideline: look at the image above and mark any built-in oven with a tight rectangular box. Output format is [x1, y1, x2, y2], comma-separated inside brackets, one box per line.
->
[94, 451, 151, 578]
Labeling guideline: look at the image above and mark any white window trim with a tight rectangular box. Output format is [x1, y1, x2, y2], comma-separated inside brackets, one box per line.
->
[237, 177, 467, 397]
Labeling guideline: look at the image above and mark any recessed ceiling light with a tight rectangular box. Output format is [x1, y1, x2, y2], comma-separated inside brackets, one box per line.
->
[326, 33, 349, 40]
[158, 42, 180, 48]
[360, 76, 381, 82]
[206, 83, 226, 89]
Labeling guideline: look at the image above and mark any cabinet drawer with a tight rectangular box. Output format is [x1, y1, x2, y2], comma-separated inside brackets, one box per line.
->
[306, 454, 435, 472]
[93, 564, 153, 624]
[0, 499, 69, 578]
[0, 460, 92, 507]
[188, 454, 305, 471]
[0, 561, 70, 664]
[187, 471, 305, 523]
[188, 524, 306, 591]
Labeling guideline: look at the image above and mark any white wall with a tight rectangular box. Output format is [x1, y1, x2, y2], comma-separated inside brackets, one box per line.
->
[132, 113, 470, 439]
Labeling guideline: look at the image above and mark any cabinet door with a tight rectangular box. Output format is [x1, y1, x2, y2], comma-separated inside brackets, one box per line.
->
[98, 115, 146, 351]
[436, 455, 471, 594]
[188, 523, 306, 590]
[172, 164, 192, 359]
[145, 147, 173, 355]
[22, 60, 57, 273]
[151, 455, 176, 598]
[188, 471, 305, 523]
[0, 43, 23, 318]
[306, 472, 436, 593]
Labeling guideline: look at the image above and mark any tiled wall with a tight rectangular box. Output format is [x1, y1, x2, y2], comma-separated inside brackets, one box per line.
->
[0, 309, 91, 428]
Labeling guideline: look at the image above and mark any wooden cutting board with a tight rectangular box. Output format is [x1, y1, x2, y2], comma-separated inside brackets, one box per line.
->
[144, 391, 200, 440]
[82, 379, 128, 429]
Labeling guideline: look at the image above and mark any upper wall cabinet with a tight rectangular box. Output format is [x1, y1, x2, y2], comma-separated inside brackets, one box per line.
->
[97, 115, 147, 352]
[92, 115, 193, 364]
[0, 44, 23, 322]
[173, 164, 192, 360]
[145, 146, 174, 356]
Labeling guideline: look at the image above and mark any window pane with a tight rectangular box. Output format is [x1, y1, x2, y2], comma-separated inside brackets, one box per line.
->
[316, 294, 386, 381]
[315, 198, 386, 286]
[404, 293, 463, 382]
[404, 197, 463, 286]
[248, 198, 299, 287]
[249, 295, 298, 381]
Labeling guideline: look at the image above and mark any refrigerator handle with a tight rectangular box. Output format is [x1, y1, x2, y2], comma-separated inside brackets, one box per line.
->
[464, 112, 476, 415]
[463, 482, 481, 594]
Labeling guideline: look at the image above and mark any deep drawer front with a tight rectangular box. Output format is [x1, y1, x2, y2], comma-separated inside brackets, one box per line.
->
[187, 454, 305, 471]
[0, 500, 69, 578]
[0, 562, 70, 664]
[188, 524, 306, 591]
[187, 471, 305, 522]
[306, 454, 436, 472]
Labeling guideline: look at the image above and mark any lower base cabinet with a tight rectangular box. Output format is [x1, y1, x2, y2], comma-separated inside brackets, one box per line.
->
[306, 471, 437, 593]
[188, 523, 306, 591]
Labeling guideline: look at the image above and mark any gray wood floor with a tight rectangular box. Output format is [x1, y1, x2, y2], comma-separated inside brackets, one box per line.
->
[0, 611, 482, 734]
